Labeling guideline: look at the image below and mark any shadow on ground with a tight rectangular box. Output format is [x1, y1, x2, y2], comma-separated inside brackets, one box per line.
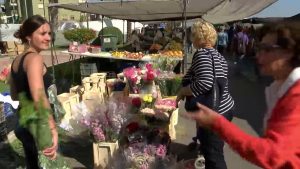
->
[60, 137, 94, 169]
[0, 141, 25, 169]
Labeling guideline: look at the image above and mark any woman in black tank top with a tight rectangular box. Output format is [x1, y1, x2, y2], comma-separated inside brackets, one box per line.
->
[9, 15, 58, 169]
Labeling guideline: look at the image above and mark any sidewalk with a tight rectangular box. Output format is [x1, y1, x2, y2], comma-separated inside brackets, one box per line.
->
[0, 48, 71, 69]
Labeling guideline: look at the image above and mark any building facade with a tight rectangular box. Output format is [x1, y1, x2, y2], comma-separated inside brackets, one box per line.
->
[3, 0, 84, 23]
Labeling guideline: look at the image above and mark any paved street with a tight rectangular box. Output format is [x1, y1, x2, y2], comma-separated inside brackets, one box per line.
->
[0, 51, 267, 169]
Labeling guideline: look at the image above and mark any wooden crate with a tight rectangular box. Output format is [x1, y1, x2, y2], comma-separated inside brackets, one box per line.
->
[169, 108, 179, 140]
[93, 141, 119, 169]
[57, 93, 79, 122]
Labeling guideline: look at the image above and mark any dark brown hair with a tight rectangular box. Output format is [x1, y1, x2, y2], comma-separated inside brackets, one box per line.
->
[257, 22, 300, 68]
[14, 15, 49, 44]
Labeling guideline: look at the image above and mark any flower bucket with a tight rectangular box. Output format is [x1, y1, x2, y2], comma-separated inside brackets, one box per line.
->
[93, 141, 119, 169]
[78, 44, 88, 53]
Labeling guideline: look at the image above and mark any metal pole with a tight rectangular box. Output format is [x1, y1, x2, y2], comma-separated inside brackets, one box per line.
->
[182, 0, 188, 74]
[43, 0, 46, 17]
[86, 1, 89, 29]
[24, 0, 28, 18]
[123, 20, 125, 44]
[48, 6, 56, 84]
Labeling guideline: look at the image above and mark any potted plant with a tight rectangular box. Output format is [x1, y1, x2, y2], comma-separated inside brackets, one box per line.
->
[63, 28, 96, 53]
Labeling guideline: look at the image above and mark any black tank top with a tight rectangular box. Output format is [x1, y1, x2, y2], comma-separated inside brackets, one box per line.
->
[11, 52, 53, 100]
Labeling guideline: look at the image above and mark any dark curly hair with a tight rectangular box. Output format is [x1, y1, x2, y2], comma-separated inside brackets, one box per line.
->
[257, 22, 300, 68]
[14, 15, 49, 44]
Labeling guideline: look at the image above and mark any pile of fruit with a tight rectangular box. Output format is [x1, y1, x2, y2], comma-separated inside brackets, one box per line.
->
[160, 50, 183, 58]
[124, 51, 144, 60]
[111, 51, 144, 60]
[149, 44, 163, 51]
[111, 51, 125, 58]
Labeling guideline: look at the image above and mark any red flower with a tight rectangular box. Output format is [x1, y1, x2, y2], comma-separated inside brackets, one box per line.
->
[131, 97, 142, 107]
[146, 71, 155, 81]
[126, 122, 140, 133]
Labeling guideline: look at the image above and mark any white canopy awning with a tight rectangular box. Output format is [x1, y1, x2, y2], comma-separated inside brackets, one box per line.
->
[49, 0, 277, 23]
[49, 0, 224, 22]
[202, 0, 277, 23]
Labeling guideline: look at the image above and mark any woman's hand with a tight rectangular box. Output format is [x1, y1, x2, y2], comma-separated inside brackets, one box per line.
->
[176, 88, 185, 106]
[183, 103, 220, 129]
[43, 128, 58, 160]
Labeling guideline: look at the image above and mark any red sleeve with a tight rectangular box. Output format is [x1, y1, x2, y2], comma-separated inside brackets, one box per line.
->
[212, 91, 300, 169]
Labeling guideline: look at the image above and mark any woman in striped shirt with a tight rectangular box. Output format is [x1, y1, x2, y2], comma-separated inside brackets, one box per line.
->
[176, 20, 234, 169]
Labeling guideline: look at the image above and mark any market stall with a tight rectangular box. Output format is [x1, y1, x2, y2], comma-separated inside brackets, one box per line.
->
[46, 1, 280, 168]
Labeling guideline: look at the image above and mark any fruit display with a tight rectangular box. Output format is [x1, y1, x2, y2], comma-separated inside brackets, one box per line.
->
[124, 51, 144, 60]
[160, 50, 183, 58]
[149, 53, 160, 59]
[111, 51, 125, 58]
[111, 51, 144, 60]
[149, 43, 163, 51]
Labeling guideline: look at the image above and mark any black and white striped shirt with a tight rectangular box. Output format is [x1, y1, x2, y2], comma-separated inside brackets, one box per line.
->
[182, 48, 234, 114]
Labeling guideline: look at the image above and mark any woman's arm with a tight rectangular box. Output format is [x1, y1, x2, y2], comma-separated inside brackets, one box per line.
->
[212, 93, 300, 168]
[189, 52, 214, 96]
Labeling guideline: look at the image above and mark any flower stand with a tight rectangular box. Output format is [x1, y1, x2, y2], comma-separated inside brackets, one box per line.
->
[93, 141, 119, 169]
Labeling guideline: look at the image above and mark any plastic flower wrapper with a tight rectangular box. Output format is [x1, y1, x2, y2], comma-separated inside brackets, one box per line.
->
[155, 73, 182, 97]
[59, 101, 91, 137]
[123, 66, 141, 94]
[152, 57, 179, 72]
[18, 93, 70, 168]
[78, 98, 131, 142]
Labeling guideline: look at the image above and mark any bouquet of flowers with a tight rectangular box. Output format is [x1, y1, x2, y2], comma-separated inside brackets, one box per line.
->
[154, 98, 177, 121]
[123, 63, 158, 94]
[155, 73, 182, 97]
[0, 64, 11, 84]
[152, 57, 179, 72]
[124, 143, 167, 169]
[79, 98, 130, 142]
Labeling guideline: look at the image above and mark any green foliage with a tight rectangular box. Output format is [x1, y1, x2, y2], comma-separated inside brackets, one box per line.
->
[18, 93, 52, 150]
[0, 82, 9, 93]
[98, 26, 123, 45]
[63, 28, 96, 44]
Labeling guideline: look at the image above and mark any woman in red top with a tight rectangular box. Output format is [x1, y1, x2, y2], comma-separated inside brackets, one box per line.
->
[185, 23, 300, 169]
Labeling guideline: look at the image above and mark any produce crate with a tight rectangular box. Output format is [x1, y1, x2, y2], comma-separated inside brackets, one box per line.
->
[93, 141, 119, 169]
[57, 93, 80, 123]
[0, 103, 7, 141]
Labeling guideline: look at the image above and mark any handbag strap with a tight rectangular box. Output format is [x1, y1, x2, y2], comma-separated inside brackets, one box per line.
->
[208, 49, 217, 82]
[208, 49, 219, 110]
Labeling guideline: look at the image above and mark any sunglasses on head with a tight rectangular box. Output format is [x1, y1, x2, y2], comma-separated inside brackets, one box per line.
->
[256, 43, 281, 52]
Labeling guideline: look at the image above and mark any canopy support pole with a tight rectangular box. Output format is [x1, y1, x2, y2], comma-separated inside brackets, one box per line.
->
[182, 0, 188, 74]
[123, 20, 125, 44]
[48, 6, 56, 84]
[101, 15, 104, 46]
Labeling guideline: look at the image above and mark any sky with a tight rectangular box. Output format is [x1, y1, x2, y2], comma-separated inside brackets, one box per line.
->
[251, 0, 300, 18]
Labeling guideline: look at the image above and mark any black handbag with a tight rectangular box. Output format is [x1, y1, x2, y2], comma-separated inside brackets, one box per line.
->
[184, 52, 221, 112]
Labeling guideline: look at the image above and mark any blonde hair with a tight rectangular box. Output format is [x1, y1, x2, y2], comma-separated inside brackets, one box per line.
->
[191, 20, 217, 47]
